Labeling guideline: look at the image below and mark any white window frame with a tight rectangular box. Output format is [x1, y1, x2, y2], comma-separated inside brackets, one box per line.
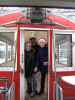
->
[0, 27, 17, 71]
[53, 29, 75, 72]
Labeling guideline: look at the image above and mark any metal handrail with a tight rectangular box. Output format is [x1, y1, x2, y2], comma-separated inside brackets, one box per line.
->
[56, 82, 63, 100]
[6, 82, 15, 100]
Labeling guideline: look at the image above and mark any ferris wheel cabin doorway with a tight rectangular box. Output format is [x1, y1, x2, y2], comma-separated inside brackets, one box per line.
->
[20, 27, 50, 100]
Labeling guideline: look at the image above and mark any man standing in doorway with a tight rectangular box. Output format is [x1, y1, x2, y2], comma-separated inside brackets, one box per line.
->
[36, 39, 48, 95]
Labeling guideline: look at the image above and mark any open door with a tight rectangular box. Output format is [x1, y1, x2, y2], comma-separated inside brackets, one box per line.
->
[51, 29, 75, 100]
[20, 28, 50, 100]
[20, 31, 25, 100]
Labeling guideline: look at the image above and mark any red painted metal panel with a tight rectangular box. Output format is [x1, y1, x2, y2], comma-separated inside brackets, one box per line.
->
[15, 24, 20, 100]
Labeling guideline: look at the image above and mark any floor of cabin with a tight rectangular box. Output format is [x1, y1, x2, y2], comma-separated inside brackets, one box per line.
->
[25, 93, 48, 100]
[20, 72, 48, 100]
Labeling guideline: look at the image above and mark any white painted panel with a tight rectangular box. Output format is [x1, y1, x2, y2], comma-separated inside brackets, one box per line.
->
[20, 31, 25, 100]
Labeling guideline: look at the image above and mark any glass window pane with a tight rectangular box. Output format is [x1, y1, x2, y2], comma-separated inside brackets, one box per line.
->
[0, 41, 6, 64]
[0, 32, 16, 67]
[55, 34, 72, 67]
[7, 45, 11, 61]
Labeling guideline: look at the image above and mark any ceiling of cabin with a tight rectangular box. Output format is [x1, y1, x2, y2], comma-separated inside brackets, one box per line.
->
[0, 0, 75, 8]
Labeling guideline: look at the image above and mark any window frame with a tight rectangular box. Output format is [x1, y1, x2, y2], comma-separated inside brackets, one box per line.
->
[53, 29, 75, 72]
[56, 34, 72, 66]
[0, 27, 17, 71]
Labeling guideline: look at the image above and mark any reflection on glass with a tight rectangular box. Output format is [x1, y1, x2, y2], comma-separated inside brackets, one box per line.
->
[0, 41, 6, 64]
[8, 45, 11, 61]
[55, 34, 72, 67]
[59, 44, 67, 65]
[12, 45, 15, 60]
[0, 32, 16, 67]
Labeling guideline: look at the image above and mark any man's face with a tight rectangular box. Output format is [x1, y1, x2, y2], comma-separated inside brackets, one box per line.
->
[39, 41, 46, 48]
[30, 38, 37, 46]
[26, 42, 31, 51]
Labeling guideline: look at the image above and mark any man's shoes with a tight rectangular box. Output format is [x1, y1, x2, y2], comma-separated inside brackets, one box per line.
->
[38, 91, 43, 95]
[35, 91, 39, 95]
[30, 92, 35, 97]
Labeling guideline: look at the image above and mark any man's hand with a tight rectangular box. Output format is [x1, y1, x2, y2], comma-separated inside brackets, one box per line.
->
[43, 61, 48, 66]
[34, 67, 38, 72]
